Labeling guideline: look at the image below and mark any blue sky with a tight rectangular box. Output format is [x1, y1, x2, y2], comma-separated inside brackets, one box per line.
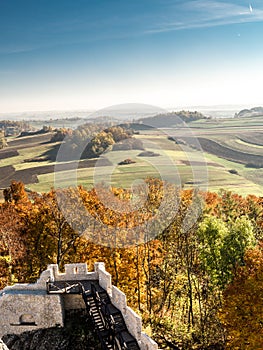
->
[1, 0, 263, 113]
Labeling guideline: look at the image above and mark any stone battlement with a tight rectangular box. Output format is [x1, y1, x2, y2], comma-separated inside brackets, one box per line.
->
[0, 263, 158, 350]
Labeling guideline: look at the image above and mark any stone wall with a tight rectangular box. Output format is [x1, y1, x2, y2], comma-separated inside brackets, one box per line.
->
[47, 263, 98, 282]
[0, 263, 159, 350]
[95, 262, 159, 350]
[0, 292, 63, 338]
[0, 268, 63, 338]
[47, 262, 159, 349]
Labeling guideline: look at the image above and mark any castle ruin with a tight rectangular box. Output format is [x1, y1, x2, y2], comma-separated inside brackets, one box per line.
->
[0, 262, 158, 350]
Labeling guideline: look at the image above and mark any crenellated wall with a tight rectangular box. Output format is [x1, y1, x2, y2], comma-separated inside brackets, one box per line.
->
[94, 262, 158, 350]
[0, 263, 159, 350]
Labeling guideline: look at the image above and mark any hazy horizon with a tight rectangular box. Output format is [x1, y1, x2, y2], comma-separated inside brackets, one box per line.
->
[1, 1, 263, 113]
[0, 103, 257, 121]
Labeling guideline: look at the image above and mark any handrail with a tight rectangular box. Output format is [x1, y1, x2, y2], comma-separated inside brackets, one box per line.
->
[46, 279, 140, 350]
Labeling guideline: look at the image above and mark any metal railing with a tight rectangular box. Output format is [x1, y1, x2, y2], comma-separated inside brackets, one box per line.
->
[46, 279, 140, 350]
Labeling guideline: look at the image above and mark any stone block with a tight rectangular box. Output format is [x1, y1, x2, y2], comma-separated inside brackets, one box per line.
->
[141, 333, 159, 350]
[0, 293, 63, 338]
[97, 265, 112, 295]
[124, 306, 142, 342]
[111, 286, 127, 315]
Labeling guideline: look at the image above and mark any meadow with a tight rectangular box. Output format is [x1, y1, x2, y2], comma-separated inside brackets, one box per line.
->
[1, 116, 263, 349]
[0, 115, 263, 198]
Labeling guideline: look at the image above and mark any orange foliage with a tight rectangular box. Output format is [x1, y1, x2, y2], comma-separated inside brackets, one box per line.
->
[0, 202, 26, 288]
[1, 180, 263, 349]
[220, 242, 263, 349]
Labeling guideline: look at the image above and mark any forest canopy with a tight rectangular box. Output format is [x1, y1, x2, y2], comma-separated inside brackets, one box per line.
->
[0, 180, 262, 349]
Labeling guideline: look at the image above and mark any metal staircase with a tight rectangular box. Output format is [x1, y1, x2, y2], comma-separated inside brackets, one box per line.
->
[82, 287, 114, 349]
[47, 280, 140, 350]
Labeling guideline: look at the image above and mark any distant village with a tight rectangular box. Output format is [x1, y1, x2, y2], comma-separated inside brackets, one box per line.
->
[0, 120, 31, 136]
[0, 121, 34, 149]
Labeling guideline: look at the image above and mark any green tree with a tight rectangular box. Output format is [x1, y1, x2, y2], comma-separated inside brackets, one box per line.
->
[198, 216, 228, 288]
[198, 215, 255, 289]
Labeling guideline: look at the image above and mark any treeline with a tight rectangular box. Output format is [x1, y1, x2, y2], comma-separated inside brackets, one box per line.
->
[19, 125, 53, 137]
[50, 124, 143, 160]
[0, 180, 262, 349]
[0, 120, 30, 130]
[138, 110, 206, 127]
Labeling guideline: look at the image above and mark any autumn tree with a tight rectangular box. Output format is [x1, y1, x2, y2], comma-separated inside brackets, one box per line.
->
[3, 181, 29, 204]
[220, 242, 263, 349]
[50, 128, 72, 142]
[148, 190, 224, 350]
[0, 203, 25, 288]
[20, 188, 88, 281]
[205, 190, 263, 240]
[1, 180, 262, 350]
[0, 133, 7, 149]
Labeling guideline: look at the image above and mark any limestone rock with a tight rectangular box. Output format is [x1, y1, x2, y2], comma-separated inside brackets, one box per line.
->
[0, 339, 9, 350]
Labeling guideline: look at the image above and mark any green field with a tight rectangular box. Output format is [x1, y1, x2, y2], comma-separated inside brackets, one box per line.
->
[0, 116, 263, 198]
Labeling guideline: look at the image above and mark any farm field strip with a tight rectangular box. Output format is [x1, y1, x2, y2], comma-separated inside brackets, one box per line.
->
[4, 144, 262, 196]
[191, 116, 263, 128]
[236, 139, 263, 148]
[1, 116, 263, 197]
[6, 132, 53, 147]
[203, 153, 263, 196]
[238, 133, 263, 146]
[0, 134, 56, 168]
[222, 138, 263, 155]
[30, 154, 239, 193]
[135, 134, 183, 151]
[197, 137, 263, 165]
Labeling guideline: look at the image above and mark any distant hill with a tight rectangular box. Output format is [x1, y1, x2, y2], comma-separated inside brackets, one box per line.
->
[137, 110, 206, 127]
[235, 106, 263, 118]
[85, 103, 166, 122]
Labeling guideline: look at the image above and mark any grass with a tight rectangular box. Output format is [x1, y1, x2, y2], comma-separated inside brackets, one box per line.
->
[0, 136, 56, 169]
[191, 116, 263, 129]
[203, 153, 263, 196]
[1, 116, 263, 197]
[222, 138, 263, 154]
[236, 138, 263, 149]
[23, 147, 263, 196]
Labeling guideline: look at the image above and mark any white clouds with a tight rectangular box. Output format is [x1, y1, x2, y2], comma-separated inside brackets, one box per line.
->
[147, 1, 263, 33]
